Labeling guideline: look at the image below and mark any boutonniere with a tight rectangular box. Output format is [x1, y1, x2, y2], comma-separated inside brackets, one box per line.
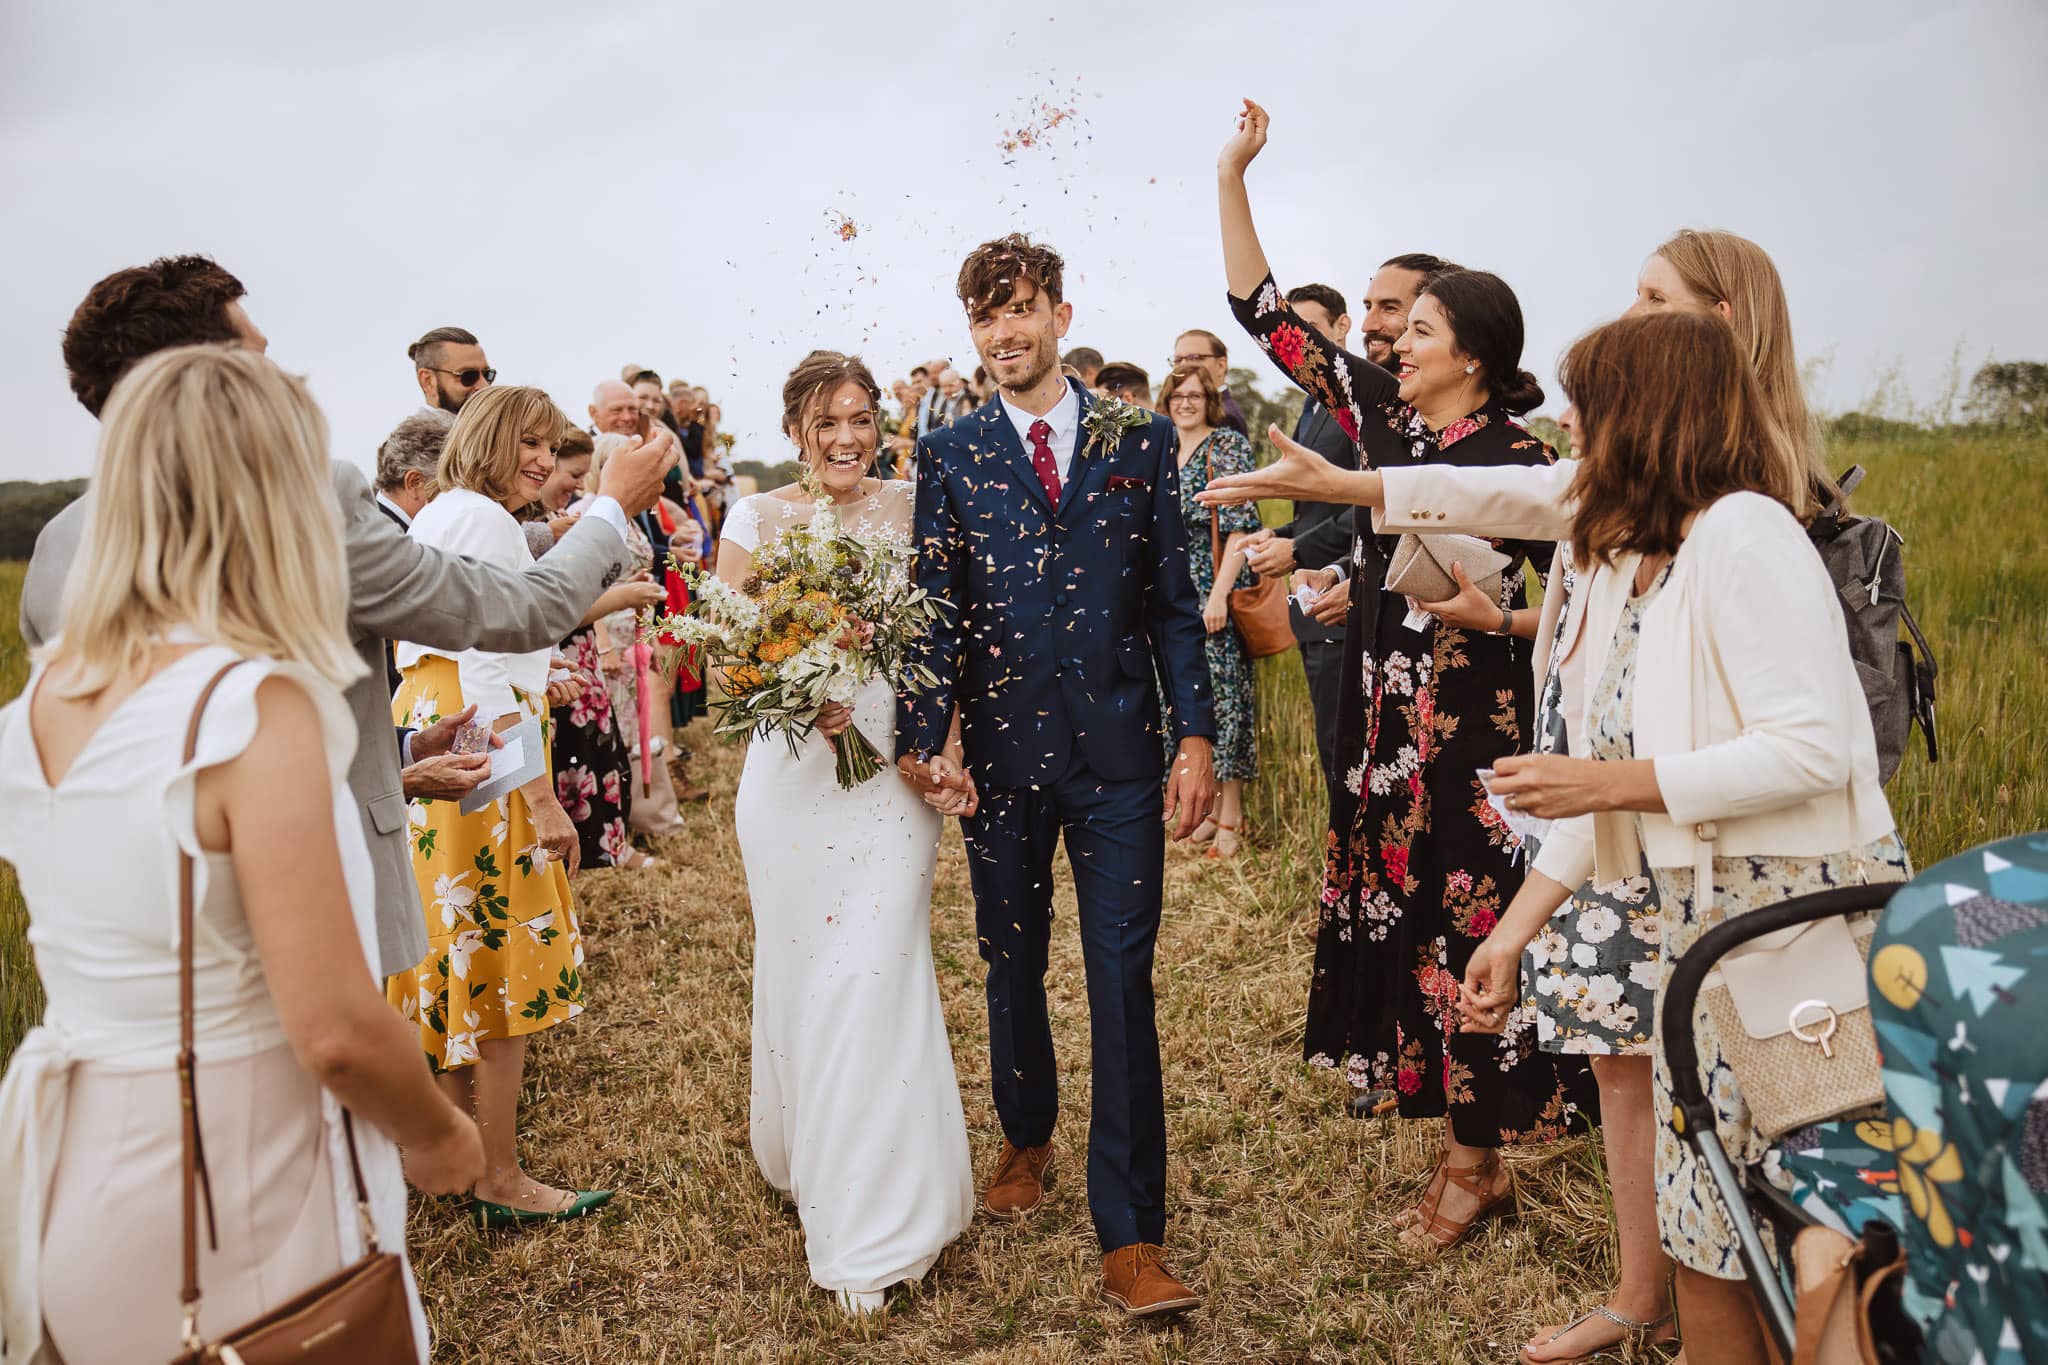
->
[1081, 396, 1150, 459]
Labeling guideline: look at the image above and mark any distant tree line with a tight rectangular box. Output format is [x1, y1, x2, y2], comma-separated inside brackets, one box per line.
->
[0, 480, 85, 560]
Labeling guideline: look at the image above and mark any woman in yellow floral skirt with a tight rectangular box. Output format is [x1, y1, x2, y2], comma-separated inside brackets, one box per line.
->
[389, 384, 612, 1228]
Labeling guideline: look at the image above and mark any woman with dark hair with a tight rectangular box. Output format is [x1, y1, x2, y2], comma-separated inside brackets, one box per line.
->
[1216, 99, 1595, 1252]
[719, 350, 975, 1315]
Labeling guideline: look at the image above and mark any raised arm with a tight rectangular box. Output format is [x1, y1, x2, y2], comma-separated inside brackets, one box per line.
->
[1219, 99, 1398, 429]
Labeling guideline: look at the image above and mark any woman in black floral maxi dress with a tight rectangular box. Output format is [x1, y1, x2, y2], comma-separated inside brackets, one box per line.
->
[1228, 270, 1597, 1247]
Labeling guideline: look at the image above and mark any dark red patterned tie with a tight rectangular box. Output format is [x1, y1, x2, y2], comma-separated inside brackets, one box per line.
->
[1027, 419, 1061, 504]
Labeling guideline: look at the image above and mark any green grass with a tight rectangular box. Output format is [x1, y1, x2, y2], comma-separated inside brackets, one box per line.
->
[0, 561, 37, 1065]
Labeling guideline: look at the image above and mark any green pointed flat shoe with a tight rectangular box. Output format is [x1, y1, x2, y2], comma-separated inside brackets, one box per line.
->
[473, 1189, 613, 1230]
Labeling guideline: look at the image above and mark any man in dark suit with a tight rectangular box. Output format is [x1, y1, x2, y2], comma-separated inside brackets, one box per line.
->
[899, 234, 1215, 1317]
[1242, 284, 1359, 806]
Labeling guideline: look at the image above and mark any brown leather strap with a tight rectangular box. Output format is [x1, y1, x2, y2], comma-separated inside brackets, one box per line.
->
[180, 660, 246, 1316]
[178, 661, 383, 1340]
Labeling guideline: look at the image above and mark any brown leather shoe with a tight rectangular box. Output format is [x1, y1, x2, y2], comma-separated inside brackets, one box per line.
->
[982, 1140, 1055, 1220]
[1101, 1243, 1201, 1317]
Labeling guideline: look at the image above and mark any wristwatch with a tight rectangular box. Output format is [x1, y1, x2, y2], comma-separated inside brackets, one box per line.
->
[1496, 605, 1513, 635]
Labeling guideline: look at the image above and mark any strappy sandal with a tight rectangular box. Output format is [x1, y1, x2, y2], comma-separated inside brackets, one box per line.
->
[1397, 1149, 1513, 1251]
[1203, 822, 1242, 860]
[1188, 817, 1220, 848]
[1519, 1305, 1677, 1363]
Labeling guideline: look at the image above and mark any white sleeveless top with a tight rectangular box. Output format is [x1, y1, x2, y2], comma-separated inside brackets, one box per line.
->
[0, 647, 419, 1363]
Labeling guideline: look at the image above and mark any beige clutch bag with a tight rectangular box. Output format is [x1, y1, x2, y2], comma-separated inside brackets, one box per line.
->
[1383, 534, 1512, 603]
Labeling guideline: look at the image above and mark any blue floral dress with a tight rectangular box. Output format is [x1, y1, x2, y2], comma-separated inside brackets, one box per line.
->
[1165, 428, 1260, 783]
[1520, 551, 1660, 1056]
[1588, 564, 1910, 1278]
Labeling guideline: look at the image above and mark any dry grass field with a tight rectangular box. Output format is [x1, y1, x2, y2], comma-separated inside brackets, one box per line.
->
[0, 425, 2042, 1361]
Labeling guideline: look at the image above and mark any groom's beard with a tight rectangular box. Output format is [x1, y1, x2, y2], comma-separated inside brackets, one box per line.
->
[994, 339, 1059, 395]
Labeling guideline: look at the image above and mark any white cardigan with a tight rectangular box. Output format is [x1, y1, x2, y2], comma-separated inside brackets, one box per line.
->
[1530, 492, 1895, 894]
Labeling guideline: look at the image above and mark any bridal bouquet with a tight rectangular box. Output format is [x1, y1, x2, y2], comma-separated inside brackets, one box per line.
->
[643, 496, 947, 788]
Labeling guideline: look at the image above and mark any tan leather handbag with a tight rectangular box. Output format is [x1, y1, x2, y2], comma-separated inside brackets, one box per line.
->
[172, 662, 416, 1365]
[1209, 508, 1295, 659]
[1790, 1225, 1909, 1365]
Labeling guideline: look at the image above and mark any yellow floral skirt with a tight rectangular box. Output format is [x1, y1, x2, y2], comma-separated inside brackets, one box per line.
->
[387, 654, 584, 1072]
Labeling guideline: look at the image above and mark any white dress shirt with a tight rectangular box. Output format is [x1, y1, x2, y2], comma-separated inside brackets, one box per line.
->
[374, 491, 412, 528]
[999, 381, 1081, 487]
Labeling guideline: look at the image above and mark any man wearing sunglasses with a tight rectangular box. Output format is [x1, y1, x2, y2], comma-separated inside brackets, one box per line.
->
[408, 324, 495, 414]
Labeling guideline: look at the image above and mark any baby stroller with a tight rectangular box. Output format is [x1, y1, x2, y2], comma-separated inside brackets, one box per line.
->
[1661, 832, 2048, 1363]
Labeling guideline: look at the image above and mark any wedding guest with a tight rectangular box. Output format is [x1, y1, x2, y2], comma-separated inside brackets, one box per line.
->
[1460, 310, 1907, 1365]
[1170, 329, 1249, 435]
[969, 364, 993, 404]
[1062, 346, 1104, 388]
[0, 346, 482, 1364]
[1238, 283, 1358, 810]
[22, 256, 673, 985]
[1199, 226, 1829, 1360]
[935, 367, 973, 422]
[587, 430, 687, 839]
[1217, 100, 1595, 1251]
[408, 325, 494, 415]
[1093, 362, 1153, 408]
[390, 383, 614, 1228]
[374, 409, 453, 531]
[534, 427, 664, 870]
[1159, 364, 1260, 859]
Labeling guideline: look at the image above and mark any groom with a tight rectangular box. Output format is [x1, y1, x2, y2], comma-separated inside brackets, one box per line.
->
[897, 234, 1217, 1316]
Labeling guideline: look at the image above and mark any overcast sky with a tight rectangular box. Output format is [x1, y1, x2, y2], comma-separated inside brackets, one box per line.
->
[2, 0, 2043, 484]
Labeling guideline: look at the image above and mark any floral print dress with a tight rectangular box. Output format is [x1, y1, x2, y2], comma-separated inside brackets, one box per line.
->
[1520, 550, 1660, 1056]
[551, 624, 634, 868]
[1162, 428, 1261, 782]
[1231, 274, 1595, 1145]
[1586, 565, 1910, 1278]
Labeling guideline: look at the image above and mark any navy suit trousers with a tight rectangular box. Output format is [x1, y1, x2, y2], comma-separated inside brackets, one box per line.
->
[960, 747, 1167, 1250]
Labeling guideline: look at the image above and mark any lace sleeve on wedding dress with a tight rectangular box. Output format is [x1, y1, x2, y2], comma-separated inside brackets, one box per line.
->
[722, 495, 764, 553]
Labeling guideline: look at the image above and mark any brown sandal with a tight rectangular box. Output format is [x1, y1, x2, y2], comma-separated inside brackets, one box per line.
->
[1399, 1149, 1513, 1250]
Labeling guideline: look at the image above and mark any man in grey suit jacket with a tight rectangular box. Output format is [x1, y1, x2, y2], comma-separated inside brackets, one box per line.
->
[21, 253, 677, 978]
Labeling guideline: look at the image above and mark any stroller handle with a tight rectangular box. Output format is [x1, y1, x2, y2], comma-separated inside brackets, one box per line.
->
[1658, 882, 1899, 1133]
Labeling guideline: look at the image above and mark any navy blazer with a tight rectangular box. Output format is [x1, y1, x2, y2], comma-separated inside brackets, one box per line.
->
[897, 381, 1216, 788]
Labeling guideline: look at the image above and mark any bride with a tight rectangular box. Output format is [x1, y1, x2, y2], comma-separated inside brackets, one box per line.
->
[718, 350, 977, 1315]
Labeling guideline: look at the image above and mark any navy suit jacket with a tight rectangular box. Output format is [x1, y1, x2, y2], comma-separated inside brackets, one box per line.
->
[897, 381, 1216, 788]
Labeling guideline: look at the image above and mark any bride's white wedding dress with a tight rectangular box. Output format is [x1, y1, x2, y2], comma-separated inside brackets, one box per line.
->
[724, 482, 974, 1303]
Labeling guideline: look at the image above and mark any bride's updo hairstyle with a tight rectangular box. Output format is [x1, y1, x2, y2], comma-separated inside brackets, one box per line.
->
[1420, 268, 1545, 415]
[781, 350, 883, 471]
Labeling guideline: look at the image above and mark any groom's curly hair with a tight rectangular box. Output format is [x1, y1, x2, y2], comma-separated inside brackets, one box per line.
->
[956, 234, 1065, 315]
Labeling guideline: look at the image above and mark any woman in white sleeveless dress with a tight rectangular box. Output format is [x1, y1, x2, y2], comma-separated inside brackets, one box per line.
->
[0, 348, 482, 1364]
[721, 353, 975, 1315]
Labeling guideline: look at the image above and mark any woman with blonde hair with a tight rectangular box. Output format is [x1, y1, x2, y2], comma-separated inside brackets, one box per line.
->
[0, 345, 481, 1363]
[389, 383, 613, 1228]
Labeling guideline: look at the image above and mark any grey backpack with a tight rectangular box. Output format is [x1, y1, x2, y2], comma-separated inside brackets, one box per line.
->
[1806, 466, 1938, 784]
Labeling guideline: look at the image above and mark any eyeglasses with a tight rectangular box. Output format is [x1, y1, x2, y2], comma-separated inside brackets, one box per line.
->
[1169, 352, 1221, 367]
[429, 367, 497, 387]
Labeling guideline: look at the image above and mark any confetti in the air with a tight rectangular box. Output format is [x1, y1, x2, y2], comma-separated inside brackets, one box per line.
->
[997, 80, 1086, 161]
[826, 210, 861, 242]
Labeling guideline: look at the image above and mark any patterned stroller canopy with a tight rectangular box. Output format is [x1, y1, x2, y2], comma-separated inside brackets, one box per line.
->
[1779, 832, 2048, 1364]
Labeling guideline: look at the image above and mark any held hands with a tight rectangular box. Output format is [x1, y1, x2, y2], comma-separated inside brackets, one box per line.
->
[1197, 425, 1345, 509]
[1218, 97, 1270, 177]
[1163, 737, 1218, 840]
[1416, 562, 1501, 632]
[896, 751, 979, 819]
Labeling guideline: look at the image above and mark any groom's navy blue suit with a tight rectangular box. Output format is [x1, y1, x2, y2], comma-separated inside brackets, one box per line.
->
[898, 379, 1215, 1250]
